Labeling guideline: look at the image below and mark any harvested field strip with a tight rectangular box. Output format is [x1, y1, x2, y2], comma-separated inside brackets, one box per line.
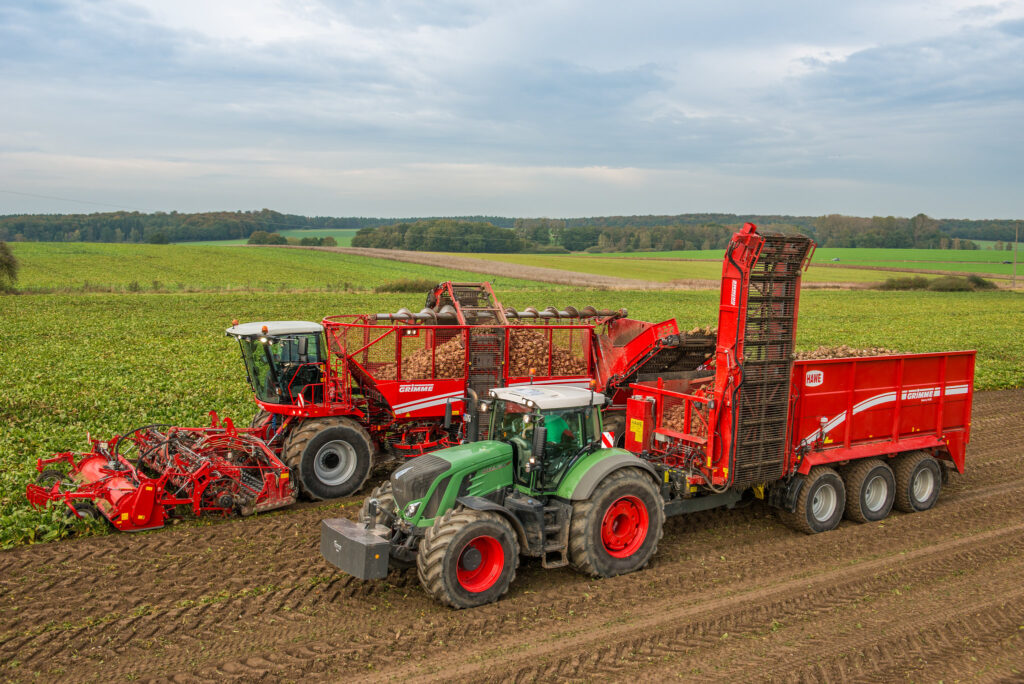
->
[0, 389, 1021, 683]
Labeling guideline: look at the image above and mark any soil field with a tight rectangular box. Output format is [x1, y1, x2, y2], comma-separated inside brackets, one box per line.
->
[2, 390, 1023, 683]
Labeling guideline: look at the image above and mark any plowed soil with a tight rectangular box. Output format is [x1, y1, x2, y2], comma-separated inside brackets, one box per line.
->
[2, 390, 1023, 683]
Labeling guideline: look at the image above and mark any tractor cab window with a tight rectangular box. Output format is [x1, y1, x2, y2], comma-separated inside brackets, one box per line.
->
[490, 400, 535, 443]
[535, 407, 597, 491]
[237, 333, 324, 405]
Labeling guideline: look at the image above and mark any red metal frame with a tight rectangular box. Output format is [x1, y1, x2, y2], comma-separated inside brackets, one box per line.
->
[26, 413, 295, 531]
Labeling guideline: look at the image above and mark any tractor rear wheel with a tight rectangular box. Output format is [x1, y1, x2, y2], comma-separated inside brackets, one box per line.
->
[417, 507, 519, 609]
[781, 466, 846, 534]
[284, 417, 373, 500]
[843, 459, 895, 523]
[894, 451, 942, 513]
[568, 468, 664, 578]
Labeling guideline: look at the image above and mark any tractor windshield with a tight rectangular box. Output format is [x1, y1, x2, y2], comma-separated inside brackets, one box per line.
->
[237, 333, 325, 405]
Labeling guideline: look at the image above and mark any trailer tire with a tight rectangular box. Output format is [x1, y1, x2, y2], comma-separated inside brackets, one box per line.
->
[568, 468, 664, 578]
[284, 417, 373, 500]
[843, 459, 895, 523]
[417, 507, 519, 609]
[781, 466, 846, 534]
[894, 451, 942, 513]
[358, 481, 414, 570]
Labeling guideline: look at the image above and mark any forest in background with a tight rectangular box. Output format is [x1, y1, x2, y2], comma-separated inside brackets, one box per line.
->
[0, 209, 1018, 251]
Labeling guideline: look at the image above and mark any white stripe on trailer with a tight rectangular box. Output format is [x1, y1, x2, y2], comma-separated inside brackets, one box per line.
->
[799, 383, 970, 447]
[392, 390, 464, 413]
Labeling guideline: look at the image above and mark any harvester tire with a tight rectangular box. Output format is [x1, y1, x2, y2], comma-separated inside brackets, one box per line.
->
[70, 500, 101, 521]
[36, 469, 66, 489]
[250, 409, 272, 429]
[358, 481, 414, 570]
[893, 451, 942, 513]
[568, 468, 664, 578]
[417, 507, 519, 609]
[843, 459, 895, 523]
[284, 417, 373, 500]
[780, 466, 845, 534]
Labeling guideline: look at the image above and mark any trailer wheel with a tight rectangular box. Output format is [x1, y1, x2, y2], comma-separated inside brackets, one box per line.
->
[894, 451, 942, 513]
[843, 459, 895, 523]
[568, 468, 664, 578]
[284, 417, 373, 500]
[782, 466, 846, 534]
[358, 481, 414, 570]
[417, 507, 519, 609]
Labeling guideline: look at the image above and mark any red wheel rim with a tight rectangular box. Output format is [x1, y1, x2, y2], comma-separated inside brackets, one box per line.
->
[455, 535, 505, 593]
[600, 495, 649, 558]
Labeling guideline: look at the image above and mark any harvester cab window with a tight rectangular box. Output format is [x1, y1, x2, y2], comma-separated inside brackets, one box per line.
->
[238, 334, 325, 405]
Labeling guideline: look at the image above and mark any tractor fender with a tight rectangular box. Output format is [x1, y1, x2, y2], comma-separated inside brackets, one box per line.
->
[455, 495, 529, 550]
[557, 448, 659, 501]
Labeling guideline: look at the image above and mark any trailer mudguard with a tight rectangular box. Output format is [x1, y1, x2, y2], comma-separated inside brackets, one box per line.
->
[556, 448, 659, 501]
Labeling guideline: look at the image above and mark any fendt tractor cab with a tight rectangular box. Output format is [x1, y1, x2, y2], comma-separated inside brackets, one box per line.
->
[321, 384, 665, 609]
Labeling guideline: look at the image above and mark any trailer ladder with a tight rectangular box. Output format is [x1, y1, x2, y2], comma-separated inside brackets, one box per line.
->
[732, 233, 814, 488]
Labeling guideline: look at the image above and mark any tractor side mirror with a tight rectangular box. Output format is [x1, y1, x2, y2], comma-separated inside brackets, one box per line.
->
[532, 426, 547, 460]
[297, 336, 309, 363]
[443, 400, 453, 430]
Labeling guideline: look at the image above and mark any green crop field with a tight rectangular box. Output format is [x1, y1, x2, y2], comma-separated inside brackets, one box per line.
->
[5, 242, 545, 293]
[1, 286, 1021, 547]
[179, 228, 360, 246]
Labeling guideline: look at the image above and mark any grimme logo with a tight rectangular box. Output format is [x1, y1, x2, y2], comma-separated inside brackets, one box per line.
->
[399, 383, 434, 393]
[730, 279, 738, 306]
[805, 370, 824, 387]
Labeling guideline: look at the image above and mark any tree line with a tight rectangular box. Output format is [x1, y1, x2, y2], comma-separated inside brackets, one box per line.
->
[0, 209, 1017, 249]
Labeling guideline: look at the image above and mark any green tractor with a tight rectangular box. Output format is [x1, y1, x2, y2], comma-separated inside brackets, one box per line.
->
[321, 385, 666, 608]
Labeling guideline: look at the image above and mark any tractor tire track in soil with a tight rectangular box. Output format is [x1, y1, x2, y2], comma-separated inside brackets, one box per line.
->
[1, 389, 1022, 683]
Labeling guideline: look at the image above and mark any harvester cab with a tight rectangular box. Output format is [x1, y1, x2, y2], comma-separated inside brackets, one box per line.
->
[226, 321, 326, 407]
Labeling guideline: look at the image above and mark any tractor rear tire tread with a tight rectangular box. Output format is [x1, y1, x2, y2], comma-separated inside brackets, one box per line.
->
[568, 468, 665, 578]
[417, 506, 519, 609]
[284, 417, 374, 501]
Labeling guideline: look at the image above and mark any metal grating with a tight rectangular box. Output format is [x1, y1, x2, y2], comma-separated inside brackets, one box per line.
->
[731, 233, 813, 488]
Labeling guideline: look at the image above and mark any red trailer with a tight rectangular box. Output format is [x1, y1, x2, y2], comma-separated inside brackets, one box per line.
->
[625, 223, 976, 532]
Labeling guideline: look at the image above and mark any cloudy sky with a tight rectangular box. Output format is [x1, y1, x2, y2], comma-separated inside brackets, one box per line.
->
[2, 0, 1023, 218]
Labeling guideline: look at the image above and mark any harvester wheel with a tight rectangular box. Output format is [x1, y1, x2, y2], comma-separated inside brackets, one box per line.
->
[568, 468, 664, 578]
[358, 481, 414, 570]
[36, 469, 67, 489]
[250, 409, 272, 429]
[781, 466, 846, 534]
[843, 459, 895, 523]
[893, 451, 942, 513]
[284, 417, 373, 500]
[417, 507, 519, 609]
[69, 500, 101, 521]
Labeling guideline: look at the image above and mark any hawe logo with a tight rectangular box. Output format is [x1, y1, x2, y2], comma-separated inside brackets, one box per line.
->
[399, 383, 434, 393]
[805, 370, 824, 387]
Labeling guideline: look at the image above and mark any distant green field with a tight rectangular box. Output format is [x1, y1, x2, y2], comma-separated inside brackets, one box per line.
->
[179, 228, 359, 246]
[6, 242, 545, 292]
[449, 252, 940, 284]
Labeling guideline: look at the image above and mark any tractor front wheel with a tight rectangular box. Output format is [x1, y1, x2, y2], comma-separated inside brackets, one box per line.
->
[417, 507, 519, 609]
[284, 417, 373, 500]
[894, 451, 942, 513]
[568, 468, 664, 578]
